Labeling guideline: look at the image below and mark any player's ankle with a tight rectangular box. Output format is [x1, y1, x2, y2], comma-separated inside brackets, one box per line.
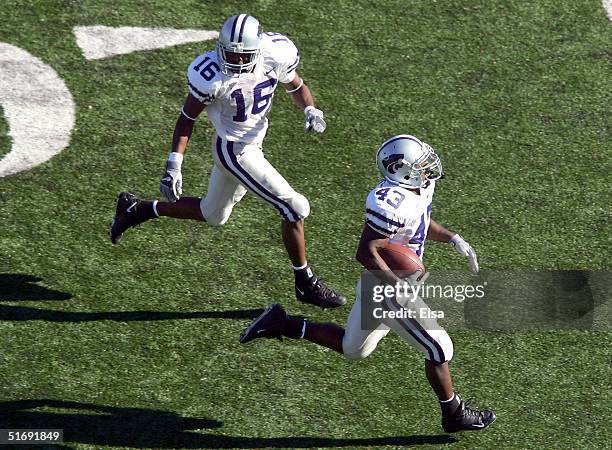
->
[150, 200, 160, 218]
[140, 201, 158, 221]
[282, 316, 306, 339]
[439, 392, 461, 417]
[293, 262, 314, 286]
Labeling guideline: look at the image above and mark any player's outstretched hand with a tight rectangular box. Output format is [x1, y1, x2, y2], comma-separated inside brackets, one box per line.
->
[160, 153, 183, 202]
[450, 234, 479, 274]
[304, 106, 326, 133]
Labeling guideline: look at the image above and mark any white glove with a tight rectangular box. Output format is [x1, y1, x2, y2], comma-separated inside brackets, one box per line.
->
[160, 152, 183, 202]
[304, 105, 326, 133]
[450, 234, 479, 274]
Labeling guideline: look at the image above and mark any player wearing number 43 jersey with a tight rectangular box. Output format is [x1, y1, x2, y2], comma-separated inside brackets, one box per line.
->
[240, 135, 496, 433]
[110, 14, 345, 309]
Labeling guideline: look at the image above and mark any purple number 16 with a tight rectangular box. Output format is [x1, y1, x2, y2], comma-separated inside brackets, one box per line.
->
[231, 78, 277, 122]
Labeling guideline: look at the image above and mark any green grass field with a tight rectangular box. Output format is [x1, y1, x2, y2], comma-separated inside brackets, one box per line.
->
[0, 0, 610, 448]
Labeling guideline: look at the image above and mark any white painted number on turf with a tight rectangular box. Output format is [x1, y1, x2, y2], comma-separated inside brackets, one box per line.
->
[604, 1, 612, 21]
[0, 43, 75, 178]
[0, 27, 217, 177]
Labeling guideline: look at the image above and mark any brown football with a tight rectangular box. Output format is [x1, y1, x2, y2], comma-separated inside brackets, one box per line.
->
[378, 242, 425, 278]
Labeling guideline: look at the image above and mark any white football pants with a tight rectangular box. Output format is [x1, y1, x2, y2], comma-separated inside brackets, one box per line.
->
[342, 277, 454, 364]
[200, 134, 310, 225]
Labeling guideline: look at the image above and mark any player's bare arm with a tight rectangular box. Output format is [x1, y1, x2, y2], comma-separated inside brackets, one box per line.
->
[281, 73, 313, 108]
[282, 73, 326, 133]
[355, 224, 404, 286]
[428, 219, 479, 273]
[172, 94, 206, 155]
[158, 94, 207, 203]
[427, 219, 455, 243]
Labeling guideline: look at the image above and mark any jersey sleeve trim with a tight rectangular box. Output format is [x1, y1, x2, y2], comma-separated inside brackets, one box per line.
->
[366, 220, 394, 238]
[286, 51, 300, 74]
[188, 80, 215, 104]
[365, 208, 404, 236]
[366, 208, 405, 228]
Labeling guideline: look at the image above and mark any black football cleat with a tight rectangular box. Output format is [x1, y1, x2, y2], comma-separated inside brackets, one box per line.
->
[296, 277, 347, 309]
[239, 303, 287, 344]
[442, 400, 496, 433]
[110, 192, 151, 244]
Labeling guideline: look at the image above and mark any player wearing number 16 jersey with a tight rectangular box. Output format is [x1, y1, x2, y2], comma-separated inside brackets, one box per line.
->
[110, 14, 345, 309]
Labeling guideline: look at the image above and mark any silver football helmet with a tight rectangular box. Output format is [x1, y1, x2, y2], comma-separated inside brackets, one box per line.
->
[376, 135, 444, 189]
[217, 14, 263, 75]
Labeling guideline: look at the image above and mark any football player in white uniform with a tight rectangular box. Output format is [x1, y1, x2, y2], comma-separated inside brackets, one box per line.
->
[239, 135, 496, 433]
[110, 14, 345, 309]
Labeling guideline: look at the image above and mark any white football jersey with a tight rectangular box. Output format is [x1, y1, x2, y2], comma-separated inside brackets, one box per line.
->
[365, 179, 436, 258]
[187, 32, 300, 144]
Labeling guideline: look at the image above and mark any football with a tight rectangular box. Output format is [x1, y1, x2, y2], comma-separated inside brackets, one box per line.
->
[378, 242, 425, 279]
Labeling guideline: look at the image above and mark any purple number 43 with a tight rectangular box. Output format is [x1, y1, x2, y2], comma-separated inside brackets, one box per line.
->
[376, 188, 406, 209]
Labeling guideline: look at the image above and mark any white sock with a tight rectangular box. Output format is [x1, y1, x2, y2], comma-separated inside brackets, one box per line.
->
[300, 320, 307, 339]
[440, 393, 456, 403]
[292, 262, 308, 271]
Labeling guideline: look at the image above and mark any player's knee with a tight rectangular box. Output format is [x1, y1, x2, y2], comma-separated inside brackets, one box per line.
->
[428, 332, 454, 363]
[442, 334, 454, 362]
[207, 213, 230, 226]
[343, 349, 371, 361]
[286, 193, 309, 221]
[201, 206, 231, 227]
[342, 340, 375, 361]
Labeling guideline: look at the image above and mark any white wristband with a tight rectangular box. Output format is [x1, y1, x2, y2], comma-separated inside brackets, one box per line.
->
[168, 152, 183, 164]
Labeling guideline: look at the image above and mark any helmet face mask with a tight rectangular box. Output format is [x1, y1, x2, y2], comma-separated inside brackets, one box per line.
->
[413, 143, 444, 187]
[376, 135, 444, 189]
[217, 14, 263, 76]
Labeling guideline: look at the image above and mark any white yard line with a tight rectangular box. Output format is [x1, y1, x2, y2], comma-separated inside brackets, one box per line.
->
[603, 0, 612, 21]
[73, 26, 218, 60]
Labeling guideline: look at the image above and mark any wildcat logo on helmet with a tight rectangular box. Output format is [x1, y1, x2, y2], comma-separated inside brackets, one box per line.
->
[382, 154, 405, 175]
